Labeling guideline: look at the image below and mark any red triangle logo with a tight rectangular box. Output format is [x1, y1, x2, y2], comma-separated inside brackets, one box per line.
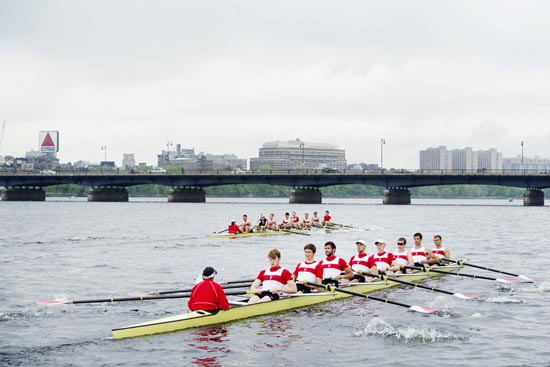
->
[41, 133, 55, 147]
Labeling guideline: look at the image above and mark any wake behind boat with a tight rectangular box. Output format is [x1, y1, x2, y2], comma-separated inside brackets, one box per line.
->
[112, 264, 461, 339]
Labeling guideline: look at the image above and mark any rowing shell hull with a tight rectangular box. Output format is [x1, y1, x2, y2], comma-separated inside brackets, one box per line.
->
[207, 231, 291, 238]
[112, 265, 460, 339]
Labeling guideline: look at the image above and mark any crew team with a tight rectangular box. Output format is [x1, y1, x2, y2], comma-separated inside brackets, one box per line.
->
[188, 233, 451, 311]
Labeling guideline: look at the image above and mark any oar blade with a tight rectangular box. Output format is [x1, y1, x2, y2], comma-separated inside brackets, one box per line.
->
[127, 291, 158, 296]
[498, 277, 519, 284]
[453, 293, 479, 300]
[36, 299, 70, 305]
[518, 275, 538, 281]
[408, 305, 440, 314]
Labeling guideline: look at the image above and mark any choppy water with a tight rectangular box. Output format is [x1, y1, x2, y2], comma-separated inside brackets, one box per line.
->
[1, 197, 549, 366]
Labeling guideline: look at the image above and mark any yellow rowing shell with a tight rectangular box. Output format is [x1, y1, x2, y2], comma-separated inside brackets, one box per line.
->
[112, 265, 460, 339]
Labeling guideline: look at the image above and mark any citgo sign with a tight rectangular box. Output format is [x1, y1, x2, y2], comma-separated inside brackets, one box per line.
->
[39, 131, 59, 153]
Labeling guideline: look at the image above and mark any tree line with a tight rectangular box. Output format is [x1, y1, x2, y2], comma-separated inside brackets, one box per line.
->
[44, 184, 547, 198]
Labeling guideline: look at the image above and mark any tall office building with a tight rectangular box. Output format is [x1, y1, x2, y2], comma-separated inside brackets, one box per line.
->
[250, 139, 346, 171]
[419, 146, 452, 170]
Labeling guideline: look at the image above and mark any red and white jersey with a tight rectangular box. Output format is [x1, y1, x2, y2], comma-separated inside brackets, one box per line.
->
[257, 266, 293, 291]
[349, 253, 370, 273]
[312, 216, 320, 224]
[411, 246, 428, 263]
[432, 247, 447, 259]
[291, 215, 300, 223]
[316, 256, 348, 279]
[393, 251, 410, 266]
[323, 215, 332, 222]
[367, 252, 395, 271]
[281, 217, 290, 224]
[302, 218, 311, 225]
[267, 219, 277, 226]
[293, 261, 318, 283]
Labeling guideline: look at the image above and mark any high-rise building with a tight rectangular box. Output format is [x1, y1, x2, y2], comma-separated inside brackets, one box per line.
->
[250, 139, 346, 171]
[419, 146, 452, 170]
[503, 156, 550, 172]
[122, 153, 135, 170]
[420, 146, 502, 171]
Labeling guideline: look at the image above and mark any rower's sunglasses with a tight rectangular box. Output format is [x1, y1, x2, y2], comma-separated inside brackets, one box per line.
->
[397, 243, 405, 245]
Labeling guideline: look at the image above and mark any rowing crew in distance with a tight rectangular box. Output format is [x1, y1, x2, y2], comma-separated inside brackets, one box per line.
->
[223, 210, 335, 234]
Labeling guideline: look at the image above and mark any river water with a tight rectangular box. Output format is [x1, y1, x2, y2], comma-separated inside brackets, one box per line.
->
[1, 197, 549, 367]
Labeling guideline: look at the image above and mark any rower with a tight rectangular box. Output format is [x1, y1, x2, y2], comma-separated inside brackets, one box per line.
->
[293, 243, 318, 293]
[228, 220, 243, 234]
[345, 239, 370, 283]
[301, 212, 311, 229]
[279, 212, 291, 229]
[322, 210, 332, 227]
[389, 237, 414, 273]
[311, 211, 321, 227]
[367, 239, 396, 275]
[432, 234, 451, 264]
[188, 267, 230, 312]
[290, 211, 301, 228]
[248, 249, 297, 304]
[240, 214, 252, 233]
[265, 213, 278, 230]
[315, 241, 353, 286]
[410, 232, 439, 267]
[255, 214, 268, 232]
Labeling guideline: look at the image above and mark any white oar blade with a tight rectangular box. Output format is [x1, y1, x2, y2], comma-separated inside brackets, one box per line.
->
[127, 291, 156, 296]
[36, 299, 69, 305]
[408, 305, 440, 314]
[453, 293, 479, 300]
[518, 275, 538, 281]
[498, 278, 519, 283]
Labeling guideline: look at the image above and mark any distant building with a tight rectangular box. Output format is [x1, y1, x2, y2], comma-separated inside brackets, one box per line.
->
[250, 139, 347, 171]
[420, 146, 502, 171]
[122, 153, 136, 170]
[157, 144, 246, 171]
[503, 156, 550, 172]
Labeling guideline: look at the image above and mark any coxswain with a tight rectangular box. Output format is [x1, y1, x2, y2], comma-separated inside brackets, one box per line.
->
[367, 239, 396, 275]
[228, 220, 243, 234]
[322, 210, 332, 227]
[248, 249, 297, 304]
[431, 234, 451, 264]
[293, 243, 318, 293]
[188, 267, 230, 312]
[315, 241, 353, 286]
[345, 239, 370, 283]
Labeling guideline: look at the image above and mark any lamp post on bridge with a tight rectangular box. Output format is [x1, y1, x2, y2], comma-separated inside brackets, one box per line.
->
[299, 142, 305, 168]
[521, 141, 524, 173]
[101, 146, 107, 164]
[380, 138, 386, 171]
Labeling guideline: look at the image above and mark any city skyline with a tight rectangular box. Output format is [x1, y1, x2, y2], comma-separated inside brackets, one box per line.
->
[2, 1, 550, 167]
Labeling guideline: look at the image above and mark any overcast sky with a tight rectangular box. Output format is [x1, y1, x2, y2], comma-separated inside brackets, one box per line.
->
[1, 1, 550, 168]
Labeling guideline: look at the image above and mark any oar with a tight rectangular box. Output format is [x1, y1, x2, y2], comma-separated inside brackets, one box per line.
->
[328, 222, 368, 231]
[214, 228, 229, 234]
[403, 266, 519, 283]
[361, 272, 478, 300]
[300, 281, 439, 314]
[280, 229, 311, 236]
[442, 258, 537, 281]
[128, 282, 252, 296]
[36, 290, 254, 306]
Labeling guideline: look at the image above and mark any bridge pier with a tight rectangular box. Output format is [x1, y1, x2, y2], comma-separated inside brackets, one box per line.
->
[523, 188, 544, 206]
[289, 187, 322, 204]
[1, 187, 46, 201]
[168, 187, 206, 202]
[87, 187, 129, 202]
[383, 187, 411, 205]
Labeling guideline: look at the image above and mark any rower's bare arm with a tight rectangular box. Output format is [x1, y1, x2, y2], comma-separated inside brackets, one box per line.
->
[281, 280, 297, 294]
[343, 266, 354, 280]
[250, 279, 261, 293]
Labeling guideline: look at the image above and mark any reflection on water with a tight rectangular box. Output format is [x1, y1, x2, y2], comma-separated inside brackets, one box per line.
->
[252, 316, 301, 350]
[187, 327, 230, 367]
